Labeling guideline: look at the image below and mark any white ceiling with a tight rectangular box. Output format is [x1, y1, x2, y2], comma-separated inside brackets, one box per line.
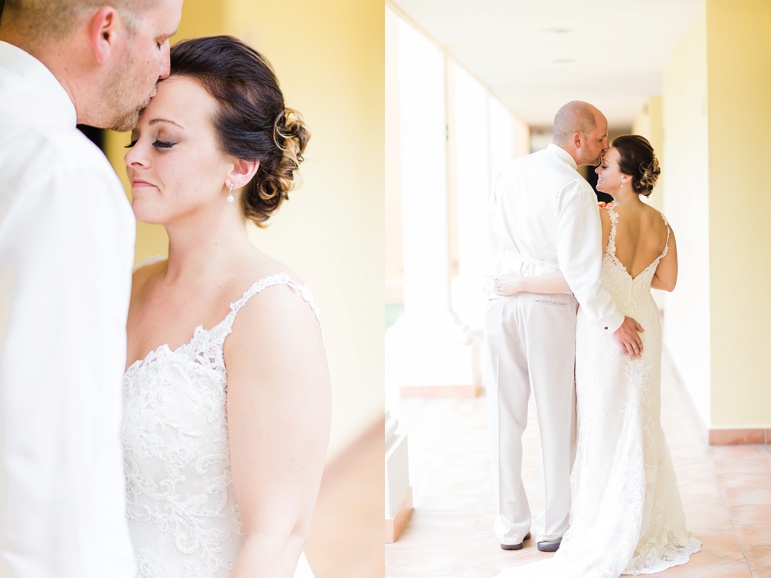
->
[391, 0, 706, 131]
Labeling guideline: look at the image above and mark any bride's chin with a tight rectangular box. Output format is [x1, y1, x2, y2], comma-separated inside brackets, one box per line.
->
[130, 206, 164, 226]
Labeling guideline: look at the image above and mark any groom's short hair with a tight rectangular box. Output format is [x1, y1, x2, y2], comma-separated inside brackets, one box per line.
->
[1, 0, 155, 40]
[553, 101, 599, 142]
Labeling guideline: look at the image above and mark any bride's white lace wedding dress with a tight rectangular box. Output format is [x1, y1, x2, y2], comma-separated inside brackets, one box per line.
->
[121, 272, 320, 578]
[496, 206, 700, 578]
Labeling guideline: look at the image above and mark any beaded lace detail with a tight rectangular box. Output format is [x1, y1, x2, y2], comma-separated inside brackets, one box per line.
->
[122, 273, 320, 578]
[495, 207, 700, 578]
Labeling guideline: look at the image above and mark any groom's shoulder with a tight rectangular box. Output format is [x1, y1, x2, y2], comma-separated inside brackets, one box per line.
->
[522, 147, 576, 174]
[497, 148, 548, 178]
[530, 149, 586, 189]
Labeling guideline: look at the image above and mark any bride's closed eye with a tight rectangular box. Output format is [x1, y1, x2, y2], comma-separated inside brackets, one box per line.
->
[124, 140, 177, 149]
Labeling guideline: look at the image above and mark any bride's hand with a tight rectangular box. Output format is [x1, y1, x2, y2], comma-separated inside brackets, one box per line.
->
[494, 273, 526, 296]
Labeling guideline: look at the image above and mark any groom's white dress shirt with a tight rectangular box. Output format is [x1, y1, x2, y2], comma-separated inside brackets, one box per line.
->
[0, 42, 136, 577]
[489, 143, 623, 332]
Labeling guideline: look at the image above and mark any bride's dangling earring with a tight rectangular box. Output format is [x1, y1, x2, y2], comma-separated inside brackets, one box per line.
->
[227, 181, 234, 203]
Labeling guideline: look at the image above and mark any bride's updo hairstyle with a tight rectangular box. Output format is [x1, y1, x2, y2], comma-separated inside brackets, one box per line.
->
[610, 135, 661, 197]
[169, 35, 310, 226]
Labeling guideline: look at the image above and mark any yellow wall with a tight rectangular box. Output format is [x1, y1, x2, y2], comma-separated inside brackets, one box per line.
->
[106, 0, 385, 459]
[662, 9, 711, 425]
[706, 0, 771, 427]
[663, 0, 771, 430]
[385, 6, 403, 305]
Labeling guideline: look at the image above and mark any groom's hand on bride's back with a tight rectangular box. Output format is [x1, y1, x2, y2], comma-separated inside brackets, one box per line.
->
[613, 316, 645, 358]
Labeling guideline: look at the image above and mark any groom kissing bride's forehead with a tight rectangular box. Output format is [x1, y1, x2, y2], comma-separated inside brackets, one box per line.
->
[484, 101, 697, 577]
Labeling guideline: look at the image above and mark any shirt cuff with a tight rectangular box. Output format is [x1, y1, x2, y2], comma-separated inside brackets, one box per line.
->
[601, 310, 625, 333]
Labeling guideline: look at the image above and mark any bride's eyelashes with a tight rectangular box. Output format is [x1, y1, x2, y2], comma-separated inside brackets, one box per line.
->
[124, 139, 177, 149]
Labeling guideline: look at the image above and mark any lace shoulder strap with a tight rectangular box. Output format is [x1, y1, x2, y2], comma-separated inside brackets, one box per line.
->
[605, 204, 619, 256]
[133, 254, 166, 272]
[217, 273, 324, 341]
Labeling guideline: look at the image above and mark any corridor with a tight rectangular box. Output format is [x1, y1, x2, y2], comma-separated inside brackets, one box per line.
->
[386, 352, 771, 577]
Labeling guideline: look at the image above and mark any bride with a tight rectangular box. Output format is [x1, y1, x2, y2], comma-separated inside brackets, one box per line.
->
[120, 36, 330, 578]
[494, 135, 700, 577]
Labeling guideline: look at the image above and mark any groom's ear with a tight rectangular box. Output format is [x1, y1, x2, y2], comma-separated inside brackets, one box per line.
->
[87, 6, 122, 64]
[572, 132, 583, 149]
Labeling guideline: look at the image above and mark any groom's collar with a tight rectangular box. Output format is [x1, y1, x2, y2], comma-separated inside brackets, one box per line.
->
[546, 143, 578, 170]
[0, 41, 77, 129]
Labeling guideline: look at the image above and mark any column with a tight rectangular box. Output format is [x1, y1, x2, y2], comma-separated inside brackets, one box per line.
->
[385, 16, 480, 397]
[447, 62, 491, 335]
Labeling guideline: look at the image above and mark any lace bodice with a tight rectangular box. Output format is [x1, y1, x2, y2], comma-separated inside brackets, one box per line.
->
[122, 273, 320, 578]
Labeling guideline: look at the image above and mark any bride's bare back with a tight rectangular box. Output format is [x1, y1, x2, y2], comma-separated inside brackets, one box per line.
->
[601, 202, 678, 290]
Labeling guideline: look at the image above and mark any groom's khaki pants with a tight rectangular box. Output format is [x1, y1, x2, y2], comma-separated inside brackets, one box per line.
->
[483, 293, 578, 545]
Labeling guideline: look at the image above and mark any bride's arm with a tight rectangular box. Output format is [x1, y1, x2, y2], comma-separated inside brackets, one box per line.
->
[494, 270, 571, 296]
[225, 284, 331, 578]
[651, 228, 678, 291]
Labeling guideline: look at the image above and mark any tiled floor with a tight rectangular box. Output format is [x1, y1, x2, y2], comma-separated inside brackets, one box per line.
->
[386, 352, 771, 577]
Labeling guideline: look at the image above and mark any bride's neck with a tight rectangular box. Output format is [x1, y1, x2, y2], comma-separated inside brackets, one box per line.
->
[163, 221, 256, 285]
[611, 189, 642, 207]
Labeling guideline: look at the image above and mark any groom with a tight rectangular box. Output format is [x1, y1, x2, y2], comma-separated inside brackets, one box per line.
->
[0, 1, 181, 576]
[483, 101, 643, 552]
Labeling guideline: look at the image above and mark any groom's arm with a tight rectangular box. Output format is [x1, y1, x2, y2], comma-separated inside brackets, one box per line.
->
[554, 178, 624, 332]
[555, 180, 644, 356]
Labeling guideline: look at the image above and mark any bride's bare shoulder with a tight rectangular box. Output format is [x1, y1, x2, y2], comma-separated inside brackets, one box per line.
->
[230, 252, 305, 293]
[640, 204, 668, 230]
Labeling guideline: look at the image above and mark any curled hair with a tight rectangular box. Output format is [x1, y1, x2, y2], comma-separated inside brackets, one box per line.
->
[610, 134, 661, 196]
[170, 35, 310, 226]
